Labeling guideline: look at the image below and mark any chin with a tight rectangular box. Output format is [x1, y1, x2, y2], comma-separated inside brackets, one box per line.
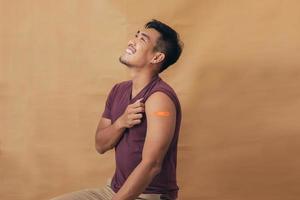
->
[119, 56, 133, 67]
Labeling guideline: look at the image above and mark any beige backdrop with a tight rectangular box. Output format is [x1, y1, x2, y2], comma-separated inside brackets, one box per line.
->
[1, 0, 300, 199]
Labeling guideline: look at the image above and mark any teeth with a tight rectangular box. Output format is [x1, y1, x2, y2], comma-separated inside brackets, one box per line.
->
[126, 48, 133, 54]
[126, 47, 135, 55]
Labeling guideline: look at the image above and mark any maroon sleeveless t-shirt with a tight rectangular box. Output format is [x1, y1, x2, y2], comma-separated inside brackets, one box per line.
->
[102, 75, 182, 199]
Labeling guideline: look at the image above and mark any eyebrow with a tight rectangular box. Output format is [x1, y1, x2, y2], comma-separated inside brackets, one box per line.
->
[137, 30, 151, 42]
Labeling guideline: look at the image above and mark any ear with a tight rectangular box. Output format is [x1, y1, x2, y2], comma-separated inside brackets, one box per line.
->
[150, 52, 165, 64]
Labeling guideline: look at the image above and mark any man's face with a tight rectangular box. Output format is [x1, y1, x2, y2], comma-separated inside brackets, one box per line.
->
[119, 28, 161, 68]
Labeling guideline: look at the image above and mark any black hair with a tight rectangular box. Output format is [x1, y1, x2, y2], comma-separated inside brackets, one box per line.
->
[145, 19, 183, 73]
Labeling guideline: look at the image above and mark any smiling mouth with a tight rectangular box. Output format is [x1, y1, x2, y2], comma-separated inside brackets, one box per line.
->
[125, 46, 136, 55]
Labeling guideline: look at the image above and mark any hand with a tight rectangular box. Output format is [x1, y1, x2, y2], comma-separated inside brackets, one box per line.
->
[116, 98, 145, 128]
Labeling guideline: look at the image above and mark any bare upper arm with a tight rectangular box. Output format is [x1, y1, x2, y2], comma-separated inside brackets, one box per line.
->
[142, 92, 176, 167]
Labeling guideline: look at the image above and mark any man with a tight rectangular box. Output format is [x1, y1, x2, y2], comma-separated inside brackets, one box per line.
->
[51, 19, 183, 200]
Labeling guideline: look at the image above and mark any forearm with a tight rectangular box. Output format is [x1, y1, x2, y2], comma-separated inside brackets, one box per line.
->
[112, 160, 161, 200]
[95, 119, 126, 154]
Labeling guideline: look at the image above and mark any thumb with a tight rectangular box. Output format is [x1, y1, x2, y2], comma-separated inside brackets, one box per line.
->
[136, 97, 144, 102]
[133, 98, 144, 106]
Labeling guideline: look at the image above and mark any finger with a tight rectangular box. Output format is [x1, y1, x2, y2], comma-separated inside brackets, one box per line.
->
[128, 103, 142, 110]
[134, 98, 143, 104]
[132, 113, 143, 119]
[131, 107, 145, 113]
[132, 98, 144, 108]
[131, 103, 145, 108]
[132, 119, 141, 125]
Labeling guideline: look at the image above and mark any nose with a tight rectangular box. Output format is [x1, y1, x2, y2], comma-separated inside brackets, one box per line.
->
[127, 37, 136, 46]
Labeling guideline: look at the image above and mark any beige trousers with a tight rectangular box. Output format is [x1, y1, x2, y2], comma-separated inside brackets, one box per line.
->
[49, 178, 170, 200]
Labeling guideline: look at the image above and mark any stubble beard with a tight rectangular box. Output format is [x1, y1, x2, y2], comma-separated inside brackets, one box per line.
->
[119, 54, 133, 67]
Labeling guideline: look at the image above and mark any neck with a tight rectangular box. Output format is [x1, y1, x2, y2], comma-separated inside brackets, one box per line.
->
[130, 69, 158, 92]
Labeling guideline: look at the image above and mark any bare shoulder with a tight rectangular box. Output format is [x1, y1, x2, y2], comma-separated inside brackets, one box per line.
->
[145, 92, 176, 120]
[145, 91, 175, 109]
